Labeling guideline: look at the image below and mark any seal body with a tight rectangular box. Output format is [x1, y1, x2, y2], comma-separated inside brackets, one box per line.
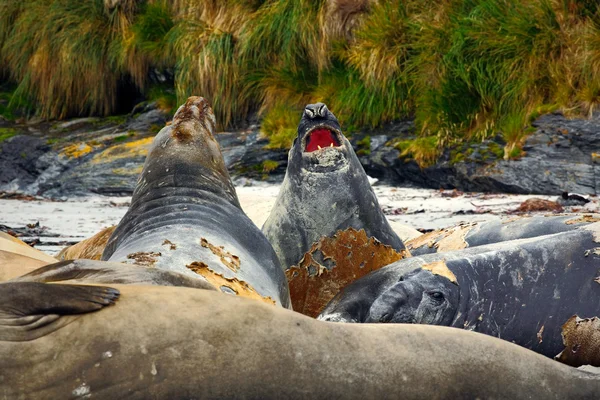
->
[406, 214, 599, 256]
[262, 103, 405, 270]
[0, 232, 57, 281]
[101, 97, 290, 307]
[320, 222, 600, 360]
[1, 283, 600, 399]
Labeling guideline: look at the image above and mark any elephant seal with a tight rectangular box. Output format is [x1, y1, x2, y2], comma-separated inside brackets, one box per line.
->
[12, 259, 217, 291]
[57, 226, 116, 261]
[406, 214, 600, 256]
[320, 222, 600, 363]
[2, 282, 600, 399]
[0, 232, 57, 281]
[261, 103, 407, 314]
[262, 103, 406, 270]
[100, 97, 290, 307]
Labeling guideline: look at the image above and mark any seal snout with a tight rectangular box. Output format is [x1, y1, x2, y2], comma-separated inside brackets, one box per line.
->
[304, 103, 329, 119]
[170, 96, 217, 142]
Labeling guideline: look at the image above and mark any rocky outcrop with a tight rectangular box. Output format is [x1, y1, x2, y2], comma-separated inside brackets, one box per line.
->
[0, 104, 288, 198]
[1, 108, 599, 198]
[360, 112, 600, 196]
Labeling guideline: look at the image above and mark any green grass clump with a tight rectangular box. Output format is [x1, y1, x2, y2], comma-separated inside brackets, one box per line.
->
[393, 136, 439, 168]
[0, 127, 18, 142]
[261, 105, 301, 149]
[262, 159, 279, 173]
[3, 0, 600, 161]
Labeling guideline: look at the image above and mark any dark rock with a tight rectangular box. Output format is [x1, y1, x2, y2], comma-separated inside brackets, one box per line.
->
[360, 112, 600, 195]
[0, 135, 51, 192]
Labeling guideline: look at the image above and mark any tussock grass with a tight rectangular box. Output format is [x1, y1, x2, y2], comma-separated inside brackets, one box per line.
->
[260, 104, 302, 149]
[4, 0, 600, 162]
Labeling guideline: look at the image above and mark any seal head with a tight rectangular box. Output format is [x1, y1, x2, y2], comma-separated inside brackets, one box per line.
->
[365, 269, 459, 325]
[290, 103, 347, 174]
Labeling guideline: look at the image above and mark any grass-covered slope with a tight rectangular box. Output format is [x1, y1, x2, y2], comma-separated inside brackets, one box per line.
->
[2, 0, 600, 164]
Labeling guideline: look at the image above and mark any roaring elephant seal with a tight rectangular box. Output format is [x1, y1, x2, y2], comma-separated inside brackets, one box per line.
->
[99, 97, 289, 307]
[406, 214, 600, 256]
[262, 103, 407, 315]
[262, 103, 406, 270]
[2, 282, 600, 399]
[320, 222, 600, 364]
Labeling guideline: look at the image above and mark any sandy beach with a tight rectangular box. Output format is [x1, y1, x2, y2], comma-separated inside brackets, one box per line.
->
[2, 180, 596, 257]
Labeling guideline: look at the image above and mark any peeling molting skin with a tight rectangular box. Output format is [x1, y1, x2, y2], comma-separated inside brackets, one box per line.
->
[200, 238, 240, 273]
[566, 215, 600, 225]
[285, 228, 408, 317]
[556, 316, 600, 367]
[126, 251, 161, 267]
[186, 262, 275, 305]
[421, 260, 458, 284]
[407, 224, 473, 254]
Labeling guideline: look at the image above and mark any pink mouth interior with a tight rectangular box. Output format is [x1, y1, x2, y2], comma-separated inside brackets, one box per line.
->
[305, 128, 340, 152]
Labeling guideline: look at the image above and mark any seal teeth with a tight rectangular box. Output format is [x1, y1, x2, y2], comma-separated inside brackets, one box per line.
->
[318, 145, 322, 150]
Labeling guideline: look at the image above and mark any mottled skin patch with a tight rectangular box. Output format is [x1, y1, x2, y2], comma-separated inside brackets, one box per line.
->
[556, 316, 600, 367]
[566, 215, 600, 225]
[186, 262, 275, 305]
[421, 260, 458, 284]
[126, 252, 161, 267]
[286, 228, 408, 317]
[200, 238, 240, 273]
[406, 224, 473, 254]
[58, 226, 116, 261]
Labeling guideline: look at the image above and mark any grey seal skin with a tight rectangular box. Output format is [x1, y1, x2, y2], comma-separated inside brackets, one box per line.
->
[262, 103, 405, 270]
[2, 283, 600, 399]
[320, 222, 600, 361]
[407, 214, 599, 256]
[101, 96, 290, 307]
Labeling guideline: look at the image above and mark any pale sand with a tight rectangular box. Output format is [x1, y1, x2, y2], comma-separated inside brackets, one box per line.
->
[1, 182, 597, 256]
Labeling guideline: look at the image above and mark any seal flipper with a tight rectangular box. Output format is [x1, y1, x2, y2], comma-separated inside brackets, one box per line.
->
[0, 282, 119, 341]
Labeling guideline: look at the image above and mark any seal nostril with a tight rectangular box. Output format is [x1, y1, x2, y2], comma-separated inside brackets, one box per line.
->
[304, 108, 315, 119]
[380, 313, 391, 323]
[318, 104, 328, 117]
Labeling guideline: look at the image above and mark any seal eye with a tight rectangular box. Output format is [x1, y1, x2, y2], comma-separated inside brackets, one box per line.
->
[428, 291, 444, 302]
[398, 276, 404, 282]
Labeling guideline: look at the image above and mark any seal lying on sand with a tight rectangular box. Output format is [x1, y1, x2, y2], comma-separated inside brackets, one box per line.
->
[92, 97, 290, 307]
[0, 233, 57, 281]
[262, 103, 406, 270]
[12, 259, 217, 291]
[320, 222, 600, 363]
[406, 214, 600, 255]
[1, 282, 600, 399]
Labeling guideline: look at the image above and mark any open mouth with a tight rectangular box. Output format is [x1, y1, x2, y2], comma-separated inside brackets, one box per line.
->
[304, 127, 341, 152]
